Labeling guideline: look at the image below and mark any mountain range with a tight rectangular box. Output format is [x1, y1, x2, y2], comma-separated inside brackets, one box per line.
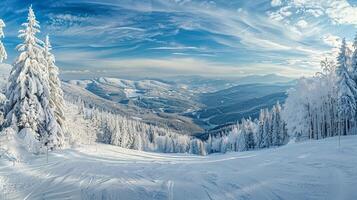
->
[63, 74, 295, 134]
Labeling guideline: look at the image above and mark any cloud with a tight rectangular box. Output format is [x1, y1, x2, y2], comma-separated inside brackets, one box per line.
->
[2, 0, 355, 79]
[325, 1, 357, 25]
[150, 46, 201, 50]
[271, 0, 282, 7]
[296, 20, 308, 29]
[48, 14, 88, 26]
[51, 0, 340, 78]
[270, 0, 357, 25]
[322, 34, 341, 47]
[55, 47, 317, 78]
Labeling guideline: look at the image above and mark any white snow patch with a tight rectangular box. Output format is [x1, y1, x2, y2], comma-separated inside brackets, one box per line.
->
[0, 136, 357, 199]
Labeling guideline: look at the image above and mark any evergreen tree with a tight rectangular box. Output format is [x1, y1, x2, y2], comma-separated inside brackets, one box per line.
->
[0, 19, 6, 63]
[244, 119, 255, 150]
[44, 35, 66, 133]
[271, 103, 280, 146]
[133, 134, 142, 150]
[263, 109, 271, 147]
[205, 134, 212, 154]
[257, 109, 265, 148]
[336, 38, 357, 135]
[275, 102, 288, 145]
[4, 6, 61, 148]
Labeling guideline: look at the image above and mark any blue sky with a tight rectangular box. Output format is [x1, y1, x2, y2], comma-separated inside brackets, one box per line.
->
[1, 0, 357, 79]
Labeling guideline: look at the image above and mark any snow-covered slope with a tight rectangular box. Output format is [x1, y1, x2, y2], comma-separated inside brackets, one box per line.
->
[1, 136, 357, 199]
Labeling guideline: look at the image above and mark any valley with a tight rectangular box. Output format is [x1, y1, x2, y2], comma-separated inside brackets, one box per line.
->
[63, 75, 294, 133]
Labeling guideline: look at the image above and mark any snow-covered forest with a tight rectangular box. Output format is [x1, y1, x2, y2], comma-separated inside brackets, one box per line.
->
[283, 37, 357, 142]
[64, 99, 287, 156]
[208, 102, 288, 153]
[66, 98, 205, 155]
[2, 2, 357, 199]
[1, 5, 357, 162]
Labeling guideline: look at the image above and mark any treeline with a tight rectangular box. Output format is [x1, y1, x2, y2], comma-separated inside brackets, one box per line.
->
[71, 98, 288, 155]
[283, 37, 357, 141]
[73, 99, 207, 155]
[206, 102, 288, 153]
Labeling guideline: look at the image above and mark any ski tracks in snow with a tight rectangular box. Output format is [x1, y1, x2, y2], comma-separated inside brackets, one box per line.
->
[166, 180, 174, 200]
[1, 137, 357, 199]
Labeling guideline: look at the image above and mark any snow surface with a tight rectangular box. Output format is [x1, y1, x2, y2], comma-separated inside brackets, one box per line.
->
[1, 136, 357, 200]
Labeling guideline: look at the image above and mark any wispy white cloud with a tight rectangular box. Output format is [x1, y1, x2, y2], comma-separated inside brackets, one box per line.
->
[3, 0, 355, 78]
[296, 20, 308, 29]
[55, 48, 317, 78]
[322, 34, 341, 47]
[49, 0, 340, 78]
[271, 0, 282, 7]
[150, 45, 202, 50]
[270, 0, 357, 25]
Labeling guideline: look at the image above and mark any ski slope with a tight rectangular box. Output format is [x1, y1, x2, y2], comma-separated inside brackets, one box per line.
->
[1, 136, 357, 200]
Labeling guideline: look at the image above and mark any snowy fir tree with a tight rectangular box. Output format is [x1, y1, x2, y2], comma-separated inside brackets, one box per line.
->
[4, 6, 63, 150]
[271, 102, 287, 146]
[336, 38, 357, 136]
[256, 109, 266, 148]
[0, 19, 7, 63]
[44, 35, 66, 134]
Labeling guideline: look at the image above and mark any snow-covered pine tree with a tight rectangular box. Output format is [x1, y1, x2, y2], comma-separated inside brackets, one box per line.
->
[271, 105, 278, 146]
[205, 134, 212, 153]
[256, 109, 265, 148]
[245, 119, 256, 150]
[275, 102, 288, 145]
[336, 38, 357, 136]
[189, 138, 206, 155]
[263, 108, 271, 147]
[271, 102, 283, 146]
[4, 6, 62, 149]
[0, 19, 6, 127]
[44, 35, 66, 134]
[0, 19, 7, 63]
[133, 133, 142, 150]
[220, 135, 228, 153]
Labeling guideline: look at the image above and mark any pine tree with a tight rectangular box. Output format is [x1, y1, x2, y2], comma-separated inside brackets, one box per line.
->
[236, 126, 247, 151]
[205, 134, 212, 154]
[4, 6, 61, 148]
[44, 35, 66, 134]
[245, 119, 256, 150]
[336, 38, 357, 136]
[263, 108, 271, 147]
[0, 19, 7, 63]
[272, 102, 287, 146]
[133, 134, 142, 150]
[220, 136, 228, 153]
[257, 109, 265, 148]
[272, 103, 283, 146]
